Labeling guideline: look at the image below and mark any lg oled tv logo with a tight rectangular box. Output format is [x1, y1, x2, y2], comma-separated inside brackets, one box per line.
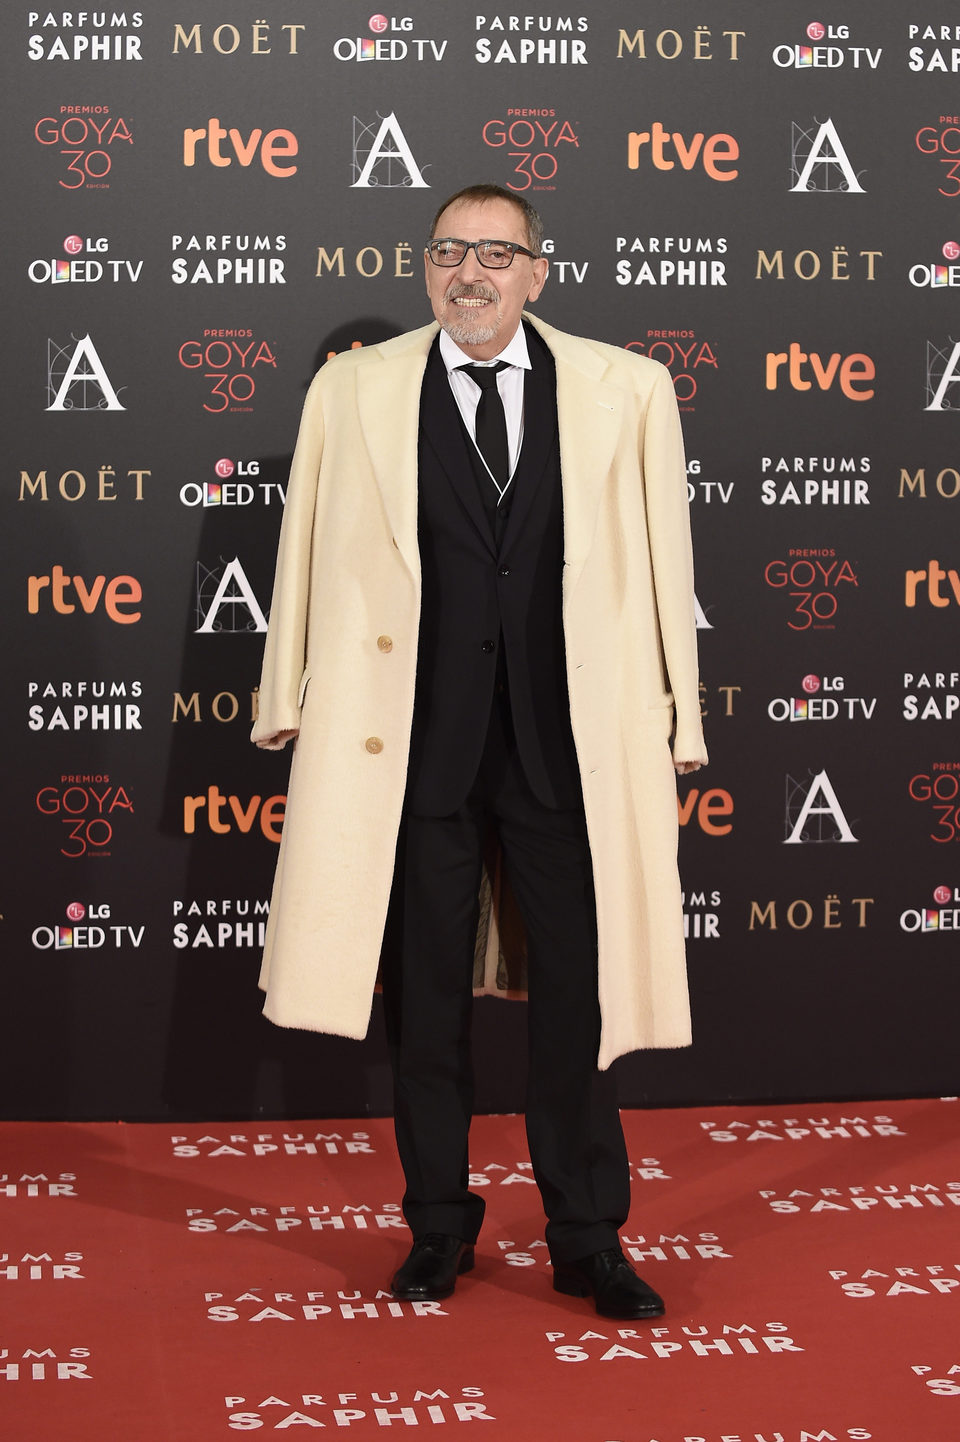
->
[333, 13, 447, 63]
[772, 21, 882, 69]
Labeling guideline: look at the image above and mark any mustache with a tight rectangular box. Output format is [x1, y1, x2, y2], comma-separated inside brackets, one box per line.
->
[444, 281, 500, 302]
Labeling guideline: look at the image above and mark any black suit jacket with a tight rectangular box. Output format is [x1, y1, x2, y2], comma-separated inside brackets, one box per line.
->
[405, 324, 582, 815]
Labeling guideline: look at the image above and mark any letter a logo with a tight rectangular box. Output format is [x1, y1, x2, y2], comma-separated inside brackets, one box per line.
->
[694, 593, 713, 630]
[351, 112, 429, 188]
[195, 557, 268, 634]
[925, 339, 960, 412]
[784, 769, 858, 844]
[789, 118, 865, 194]
[46, 333, 126, 411]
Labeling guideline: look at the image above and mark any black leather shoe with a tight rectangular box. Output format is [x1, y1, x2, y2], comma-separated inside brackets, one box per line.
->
[390, 1233, 475, 1301]
[553, 1246, 665, 1319]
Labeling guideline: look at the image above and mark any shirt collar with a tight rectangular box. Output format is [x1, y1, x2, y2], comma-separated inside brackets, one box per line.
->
[439, 322, 531, 374]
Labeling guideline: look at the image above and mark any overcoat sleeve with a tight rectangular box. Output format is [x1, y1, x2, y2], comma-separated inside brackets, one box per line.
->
[641, 363, 708, 767]
[251, 372, 326, 750]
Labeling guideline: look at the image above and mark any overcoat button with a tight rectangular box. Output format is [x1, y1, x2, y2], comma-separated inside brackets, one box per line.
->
[365, 737, 384, 754]
[377, 635, 393, 652]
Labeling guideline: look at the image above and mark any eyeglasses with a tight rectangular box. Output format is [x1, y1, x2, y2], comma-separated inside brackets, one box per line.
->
[426, 238, 538, 269]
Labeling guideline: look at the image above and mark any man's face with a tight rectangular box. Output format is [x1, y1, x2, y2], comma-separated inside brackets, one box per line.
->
[424, 197, 549, 360]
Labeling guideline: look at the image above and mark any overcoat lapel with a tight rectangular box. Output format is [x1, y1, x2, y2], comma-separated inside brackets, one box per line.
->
[355, 328, 434, 578]
[528, 316, 623, 601]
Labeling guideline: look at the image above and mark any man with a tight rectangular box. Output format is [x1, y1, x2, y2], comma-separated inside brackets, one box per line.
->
[252, 184, 707, 1320]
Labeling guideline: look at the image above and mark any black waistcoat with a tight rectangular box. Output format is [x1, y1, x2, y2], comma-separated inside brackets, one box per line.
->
[406, 323, 581, 815]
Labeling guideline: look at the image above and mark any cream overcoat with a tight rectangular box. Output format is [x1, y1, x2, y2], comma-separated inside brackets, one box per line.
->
[251, 313, 707, 1068]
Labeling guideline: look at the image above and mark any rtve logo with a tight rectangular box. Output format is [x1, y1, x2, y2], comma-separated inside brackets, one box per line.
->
[765, 343, 875, 400]
[182, 119, 298, 176]
[627, 123, 739, 181]
[28, 567, 142, 623]
[905, 561, 960, 608]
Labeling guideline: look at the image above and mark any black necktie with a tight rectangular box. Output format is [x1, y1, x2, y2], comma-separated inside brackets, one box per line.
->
[459, 361, 509, 493]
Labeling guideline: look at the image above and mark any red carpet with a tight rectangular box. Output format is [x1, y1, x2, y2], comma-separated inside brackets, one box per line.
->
[3, 1097, 958, 1440]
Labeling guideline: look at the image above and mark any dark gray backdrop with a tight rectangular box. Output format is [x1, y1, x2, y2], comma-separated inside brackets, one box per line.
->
[4, 2, 959, 1120]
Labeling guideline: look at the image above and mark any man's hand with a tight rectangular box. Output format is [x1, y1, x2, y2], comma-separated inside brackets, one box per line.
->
[674, 759, 703, 776]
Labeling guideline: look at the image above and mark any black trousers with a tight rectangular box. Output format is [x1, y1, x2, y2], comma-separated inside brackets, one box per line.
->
[381, 692, 630, 1264]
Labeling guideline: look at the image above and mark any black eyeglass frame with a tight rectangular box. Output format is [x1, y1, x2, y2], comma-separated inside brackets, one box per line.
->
[425, 237, 539, 269]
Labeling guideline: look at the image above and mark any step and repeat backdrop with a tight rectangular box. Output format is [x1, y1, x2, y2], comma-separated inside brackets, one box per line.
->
[3, 2, 960, 1121]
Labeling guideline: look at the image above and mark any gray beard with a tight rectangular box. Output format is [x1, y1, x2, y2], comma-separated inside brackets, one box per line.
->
[441, 314, 499, 347]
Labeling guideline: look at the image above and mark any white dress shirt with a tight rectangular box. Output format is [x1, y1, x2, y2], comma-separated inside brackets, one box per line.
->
[439, 324, 530, 500]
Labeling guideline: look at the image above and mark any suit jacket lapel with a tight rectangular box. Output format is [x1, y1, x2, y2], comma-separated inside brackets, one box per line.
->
[499, 326, 556, 559]
[419, 340, 497, 557]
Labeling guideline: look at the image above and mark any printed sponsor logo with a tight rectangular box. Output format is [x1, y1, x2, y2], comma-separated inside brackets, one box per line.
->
[207, 1287, 449, 1321]
[351, 112, 428, 187]
[700, 1114, 906, 1143]
[767, 673, 876, 723]
[28, 567, 141, 623]
[903, 671, 960, 721]
[475, 13, 588, 65]
[905, 560, 960, 607]
[182, 118, 298, 176]
[682, 888, 721, 939]
[784, 769, 858, 844]
[482, 111, 580, 192]
[627, 123, 739, 181]
[773, 21, 882, 69]
[761, 455, 870, 506]
[761, 1181, 960, 1214]
[28, 678, 142, 732]
[224, 1387, 493, 1428]
[172, 687, 260, 725]
[925, 338, 960, 409]
[910, 238, 960, 286]
[334, 14, 447, 63]
[28, 9, 142, 61]
[911, 1360, 960, 1396]
[616, 26, 744, 62]
[549, 1320, 803, 1363]
[178, 333, 277, 413]
[46, 333, 125, 411]
[763, 551, 859, 631]
[31, 900, 145, 951]
[171, 1130, 374, 1159]
[172, 21, 305, 57]
[172, 234, 286, 285]
[34, 775, 134, 858]
[748, 895, 874, 931]
[616, 235, 727, 287]
[19, 465, 148, 503]
[34, 108, 133, 190]
[179, 458, 285, 508]
[0, 1345, 92, 1380]
[0, 1252, 85, 1282]
[908, 23, 960, 73]
[316, 241, 416, 279]
[790, 117, 865, 192]
[899, 463, 960, 499]
[907, 766, 960, 843]
[172, 898, 269, 949]
[0, 1173, 78, 1198]
[831, 1263, 960, 1298]
[756, 244, 882, 283]
[914, 118, 960, 196]
[29, 234, 142, 285]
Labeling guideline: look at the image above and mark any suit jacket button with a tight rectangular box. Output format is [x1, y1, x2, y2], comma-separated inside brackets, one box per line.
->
[481, 639, 495, 654]
[377, 635, 393, 652]
[365, 736, 384, 754]
[498, 567, 510, 577]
